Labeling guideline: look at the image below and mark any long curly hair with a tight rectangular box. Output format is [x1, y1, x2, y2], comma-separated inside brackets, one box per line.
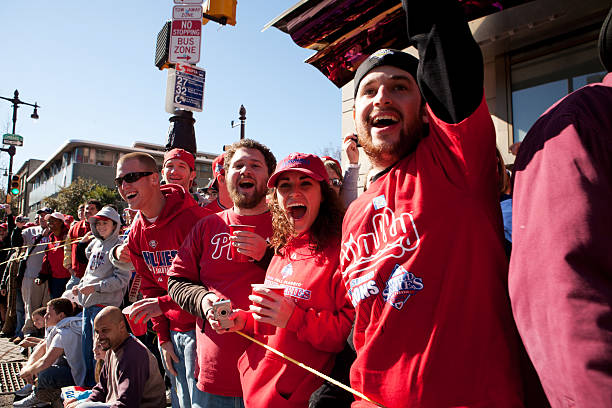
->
[269, 180, 345, 255]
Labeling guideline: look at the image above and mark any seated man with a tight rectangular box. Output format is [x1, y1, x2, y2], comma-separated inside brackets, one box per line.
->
[16, 298, 85, 408]
[65, 306, 165, 408]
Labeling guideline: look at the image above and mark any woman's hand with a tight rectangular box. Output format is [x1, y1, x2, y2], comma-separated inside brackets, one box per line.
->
[249, 287, 295, 329]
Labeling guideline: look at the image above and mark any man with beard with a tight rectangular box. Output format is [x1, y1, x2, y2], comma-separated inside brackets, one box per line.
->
[65, 306, 165, 408]
[167, 139, 275, 407]
[340, 1, 523, 407]
[111, 152, 211, 407]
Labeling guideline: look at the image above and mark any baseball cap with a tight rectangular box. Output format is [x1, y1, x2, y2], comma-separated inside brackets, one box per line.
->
[320, 156, 341, 170]
[164, 148, 195, 170]
[212, 153, 225, 180]
[36, 207, 53, 215]
[353, 49, 419, 98]
[15, 215, 29, 223]
[45, 212, 66, 223]
[267, 153, 330, 188]
[0, 223, 7, 230]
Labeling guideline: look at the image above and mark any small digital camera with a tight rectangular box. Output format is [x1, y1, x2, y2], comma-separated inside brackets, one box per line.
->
[212, 299, 233, 329]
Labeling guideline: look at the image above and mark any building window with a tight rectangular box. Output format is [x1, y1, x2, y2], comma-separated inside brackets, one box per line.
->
[95, 149, 114, 166]
[511, 41, 606, 142]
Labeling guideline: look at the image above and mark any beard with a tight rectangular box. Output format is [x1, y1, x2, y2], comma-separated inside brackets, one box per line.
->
[358, 107, 428, 167]
[228, 181, 268, 209]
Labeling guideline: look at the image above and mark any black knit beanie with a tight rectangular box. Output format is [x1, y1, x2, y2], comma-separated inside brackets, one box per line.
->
[353, 49, 419, 98]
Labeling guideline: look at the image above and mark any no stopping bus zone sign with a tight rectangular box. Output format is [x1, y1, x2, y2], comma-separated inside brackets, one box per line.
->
[169, 5, 202, 64]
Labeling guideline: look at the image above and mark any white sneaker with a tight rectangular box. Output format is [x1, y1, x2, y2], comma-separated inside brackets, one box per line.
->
[12, 392, 49, 407]
[14, 383, 33, 397]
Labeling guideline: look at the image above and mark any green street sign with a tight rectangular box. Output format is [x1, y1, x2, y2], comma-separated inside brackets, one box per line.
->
[2, 133, 23, 146]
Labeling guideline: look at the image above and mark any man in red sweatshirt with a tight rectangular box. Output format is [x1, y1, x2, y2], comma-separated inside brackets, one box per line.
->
[168, 139, 276, 407]
[339, 1, 523, 407]
[112, 152, 211, 407]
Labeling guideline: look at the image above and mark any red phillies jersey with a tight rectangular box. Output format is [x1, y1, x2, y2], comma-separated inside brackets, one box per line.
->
[128, 184, 211, 343]
[238, 233, 354, 408]
[68, 219, 90, 278]
[204, 198, 227, 214]
[341, 96, 523, 408]
[41, 231, 71, 279]
[168, 209, 273, 397]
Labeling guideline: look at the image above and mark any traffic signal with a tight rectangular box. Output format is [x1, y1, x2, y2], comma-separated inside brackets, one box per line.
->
[10, 175, 20, 195]
[204, 0, 237, 26]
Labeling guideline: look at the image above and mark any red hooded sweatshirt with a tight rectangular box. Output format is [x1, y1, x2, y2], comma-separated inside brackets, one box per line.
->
[127, 184, 211, 343]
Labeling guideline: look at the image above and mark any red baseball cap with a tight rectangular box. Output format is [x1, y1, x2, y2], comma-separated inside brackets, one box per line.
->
[0, 223, 7, 230]
[212, 153, 225, 180]
[267, 152, 330, 188]
[164, 148, 195, 170]
[320, 156, 341, 170]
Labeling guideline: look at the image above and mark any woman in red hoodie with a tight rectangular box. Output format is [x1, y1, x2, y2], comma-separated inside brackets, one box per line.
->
[209, 153, 354, 408]
[35, 212, 70, 299]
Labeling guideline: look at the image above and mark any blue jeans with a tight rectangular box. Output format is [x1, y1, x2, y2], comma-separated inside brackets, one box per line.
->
[49, 277, 70, 299]
[160, 330, 209, 408]
[82, 305, 104, 387]
[15, 289, 25, 339]
[198, 392, 245, 408]
[37, 358, 75, 390]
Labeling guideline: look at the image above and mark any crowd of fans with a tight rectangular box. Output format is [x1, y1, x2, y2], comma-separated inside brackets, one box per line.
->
[0, 1, 610, 408]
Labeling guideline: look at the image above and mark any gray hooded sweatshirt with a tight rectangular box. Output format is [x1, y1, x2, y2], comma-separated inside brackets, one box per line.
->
[76, 206, 131, 308]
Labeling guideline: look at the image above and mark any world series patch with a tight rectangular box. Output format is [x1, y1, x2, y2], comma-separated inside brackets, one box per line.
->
[382, 264, 423, 310]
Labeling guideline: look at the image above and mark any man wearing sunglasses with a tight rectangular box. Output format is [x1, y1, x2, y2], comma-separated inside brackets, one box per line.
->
[111, 152, 212, 408]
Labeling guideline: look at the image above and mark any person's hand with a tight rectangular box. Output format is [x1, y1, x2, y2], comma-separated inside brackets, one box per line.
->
[71, 286, 79, 296]
[249, 287, 295, 329]
[81, 231, 94, 243]
[115, 243, 131, 263]
[343, 133, 360, 164]
[79, 285, 96, 296]
[129, 297, 163, 323]
[19, 366, 34, 384]
[4, 204, 12, 215]
[209, 309, 248, 334]
[509, 142, 522, 156]
[160, 341, 179, 377]
[34, 278, 42, 286]
[64, 398, 78, 408]
[229, 231, 267, 261]
[19, 337, 42, 348]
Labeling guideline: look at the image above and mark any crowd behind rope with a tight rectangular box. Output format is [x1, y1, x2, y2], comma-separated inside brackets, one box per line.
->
[0, 2, 611, 408]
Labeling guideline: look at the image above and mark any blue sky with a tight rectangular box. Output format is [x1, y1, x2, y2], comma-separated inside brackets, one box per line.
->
[0, 1, 341, 185]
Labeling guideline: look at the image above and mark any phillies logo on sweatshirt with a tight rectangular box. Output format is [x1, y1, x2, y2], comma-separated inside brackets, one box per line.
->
[341, 207, 420, 279]
[143, 250, 178, 276]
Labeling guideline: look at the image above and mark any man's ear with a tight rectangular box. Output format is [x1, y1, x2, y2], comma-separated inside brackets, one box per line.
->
[421, 105, 429, 124]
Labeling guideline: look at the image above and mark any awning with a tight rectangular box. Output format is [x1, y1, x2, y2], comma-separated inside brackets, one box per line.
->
[266, 0, 535, 88]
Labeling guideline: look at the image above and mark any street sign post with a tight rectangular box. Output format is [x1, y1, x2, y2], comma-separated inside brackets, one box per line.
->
[2, 134, 23, 146]
[169, 5, 202, 64]
[165, 63, 206, 113]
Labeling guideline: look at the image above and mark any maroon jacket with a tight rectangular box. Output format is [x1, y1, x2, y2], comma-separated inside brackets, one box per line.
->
[510, 73, 612, 407]
[68, 219, 90, 278]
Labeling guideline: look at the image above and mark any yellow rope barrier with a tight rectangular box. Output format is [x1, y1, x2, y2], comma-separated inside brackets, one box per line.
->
[235, 330, 387, 408]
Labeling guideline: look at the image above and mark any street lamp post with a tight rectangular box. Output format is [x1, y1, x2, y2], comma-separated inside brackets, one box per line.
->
[0, 90, 40, 196]
[231, 105, 247, 140]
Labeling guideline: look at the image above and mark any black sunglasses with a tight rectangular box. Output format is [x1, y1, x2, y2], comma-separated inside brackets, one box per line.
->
[330, 178, 343, 187]
[115, 172, 153, 187]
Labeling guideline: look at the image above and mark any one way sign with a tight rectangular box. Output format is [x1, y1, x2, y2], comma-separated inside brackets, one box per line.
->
[169, 5, 202, 64]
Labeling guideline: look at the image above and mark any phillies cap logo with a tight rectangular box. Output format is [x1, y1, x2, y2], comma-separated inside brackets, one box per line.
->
[149, 240, 157, 248]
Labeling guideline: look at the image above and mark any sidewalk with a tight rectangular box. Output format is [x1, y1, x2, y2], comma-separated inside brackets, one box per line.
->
[0, 335, 27, 407]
